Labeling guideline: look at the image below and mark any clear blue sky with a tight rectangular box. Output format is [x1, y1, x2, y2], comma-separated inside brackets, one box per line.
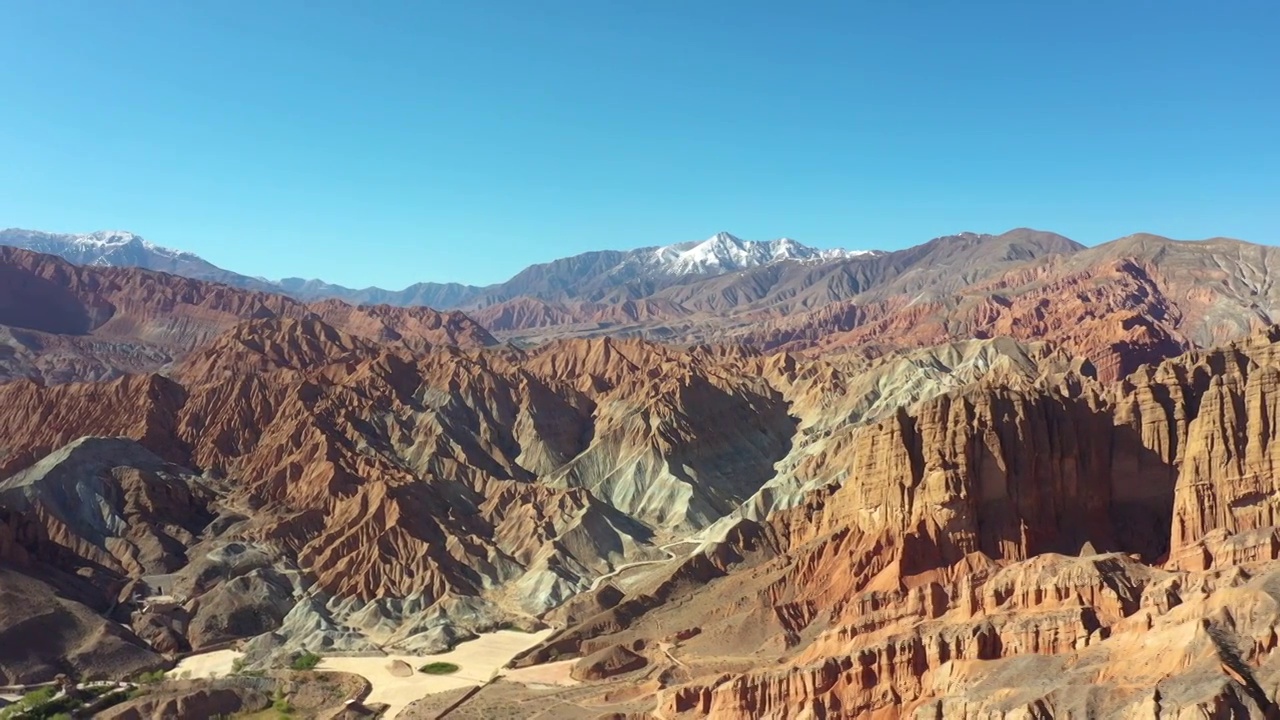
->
[2, 1, 1276, 288]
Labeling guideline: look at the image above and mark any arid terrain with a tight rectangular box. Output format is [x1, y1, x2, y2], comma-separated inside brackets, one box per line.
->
[1, 230, 1279, 718]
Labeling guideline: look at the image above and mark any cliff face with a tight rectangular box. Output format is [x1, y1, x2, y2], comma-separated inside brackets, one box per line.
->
[770, 325, 1280, 580]
[1162, 332, 1280, 568]
[649, 553, 1280, 719]
[785, 388, 1150, 566]
[513, 327, 1280, 718]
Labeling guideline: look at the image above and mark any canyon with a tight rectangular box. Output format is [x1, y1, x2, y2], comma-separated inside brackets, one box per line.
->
[0, 230, 1279, 718]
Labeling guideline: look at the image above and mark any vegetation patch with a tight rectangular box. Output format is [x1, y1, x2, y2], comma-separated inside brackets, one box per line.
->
[229, 657, 266, 678]
[418, 662, 461, 675]
[290, 651, 322, 671]
[133, 669, 168, 684]
[0, 688, 52, 720]
[272, 688, 294, 715]
[0, 687, 84, 720]
[18, 688, 56, 706]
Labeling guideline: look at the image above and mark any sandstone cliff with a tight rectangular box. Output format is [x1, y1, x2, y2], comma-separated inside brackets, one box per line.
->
[501, 326, 1280, 718]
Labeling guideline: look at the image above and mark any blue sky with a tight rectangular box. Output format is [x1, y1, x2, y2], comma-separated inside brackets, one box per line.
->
[2, 1, 1276, 288]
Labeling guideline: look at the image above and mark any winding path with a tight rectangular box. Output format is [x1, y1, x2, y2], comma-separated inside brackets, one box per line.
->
[657, 642, 687, 668]
[588, 541, 693, 592]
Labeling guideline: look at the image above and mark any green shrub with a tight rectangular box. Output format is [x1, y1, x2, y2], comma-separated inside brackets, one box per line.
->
[229, 655, 265, 677]
[417, 662, 460, 675]
[134, 669, 168, 684]
[272, 688, 294, 715]
[290, 651, 321, 671]
[1, 694, 84, 720]
[0, 687, 66, 720]
[21, 687, 56, 705]
[40, 696, 83, 717]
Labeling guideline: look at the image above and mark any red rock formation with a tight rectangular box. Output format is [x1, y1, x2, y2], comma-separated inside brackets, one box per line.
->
[308, 298, 498, 350]
[572, 644, 648, 680]
[0, 247, 494, 383]
[517, 327, 1280, 718]
[0, 322, 800, 602]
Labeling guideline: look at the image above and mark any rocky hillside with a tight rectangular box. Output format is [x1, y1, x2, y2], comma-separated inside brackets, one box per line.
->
[0, 283, 1107, 686]
[472, 229, 1084, 341]
[504, 326, 1280, 717]
[466, 229, 1280, 389]
[0, 246, 496, 383]
[742, 232, 1280, 382]
[10, 227, 1277, 388]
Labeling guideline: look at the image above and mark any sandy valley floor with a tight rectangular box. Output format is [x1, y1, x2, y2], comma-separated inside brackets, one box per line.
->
[169, 629, 554, 718]
[172, 648, 243, 679]
[316, 629, 555, 718]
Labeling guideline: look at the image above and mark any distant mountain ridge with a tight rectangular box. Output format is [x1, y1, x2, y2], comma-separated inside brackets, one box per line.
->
[8, 226, 1276, 372]
[466, 228, 1088, 345]
[0, 244, 498, 384]
[0, 228, 880, 309]
[7, 229, 199, 260]
[0, 228, 279, 292]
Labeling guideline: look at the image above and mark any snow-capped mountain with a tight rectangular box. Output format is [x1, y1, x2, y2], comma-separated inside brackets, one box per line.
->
[648, 232, 877, 275]
[462, 231, 885, 308]
[0, 227, 883, 309]
[0, 228, 275, 291]
[1, 229, 203, 265]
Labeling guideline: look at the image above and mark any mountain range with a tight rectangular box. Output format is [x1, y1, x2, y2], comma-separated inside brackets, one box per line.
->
[0, 227, 879, 309]
[1, 225, 1280, 717]
[7, 225, 1279, 380]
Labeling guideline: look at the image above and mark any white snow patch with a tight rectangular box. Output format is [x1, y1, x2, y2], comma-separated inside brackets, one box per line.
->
[647, 232, 880, 275]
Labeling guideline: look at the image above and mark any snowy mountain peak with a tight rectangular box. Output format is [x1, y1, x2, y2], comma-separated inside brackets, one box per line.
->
[649, 232, 880, 275]
[77, 230, 201, 257]
[705, 231, 744, 246]
[675, 232, 756, 271]
[71, 230, 155, 252]
[0, 227, 208, 266]
[81, 230, 143, 244]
